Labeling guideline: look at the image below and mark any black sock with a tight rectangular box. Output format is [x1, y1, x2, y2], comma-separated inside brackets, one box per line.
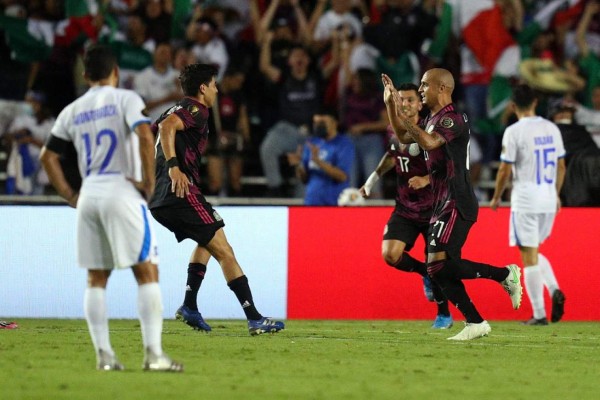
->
[431, 280, 450, 315]
[428, 260, 483, 323]
[457, 259, 509, 282]
[227, 275, 262, 320]
[183, 263, 206, 311]
[393, 253, 428, 276]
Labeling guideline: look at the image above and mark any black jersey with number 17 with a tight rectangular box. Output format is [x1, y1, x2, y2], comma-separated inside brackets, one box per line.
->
[386, 126, 433, 224]
[149, 96, 209, 209]
[421, 104, 478, 221]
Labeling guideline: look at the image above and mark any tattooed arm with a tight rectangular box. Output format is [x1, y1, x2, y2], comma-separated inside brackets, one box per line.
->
[399, 116, 446, 151]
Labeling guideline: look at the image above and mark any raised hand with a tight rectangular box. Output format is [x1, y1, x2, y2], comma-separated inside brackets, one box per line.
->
[382, 73, 396, 105]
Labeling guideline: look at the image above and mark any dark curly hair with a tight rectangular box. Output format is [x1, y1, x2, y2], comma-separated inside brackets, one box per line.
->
[179, 63, 218, 96]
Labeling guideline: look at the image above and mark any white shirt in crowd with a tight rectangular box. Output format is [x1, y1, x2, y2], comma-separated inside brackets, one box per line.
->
[191, 37, 229, 81]
[313, 10, 363, 42]
[133, 66, 180, 122]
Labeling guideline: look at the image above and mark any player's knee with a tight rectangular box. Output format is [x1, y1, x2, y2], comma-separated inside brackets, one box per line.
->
[382, 249, 400, 267]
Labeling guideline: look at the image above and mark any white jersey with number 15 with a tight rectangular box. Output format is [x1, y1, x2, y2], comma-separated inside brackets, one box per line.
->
[500, 116, 565, 213]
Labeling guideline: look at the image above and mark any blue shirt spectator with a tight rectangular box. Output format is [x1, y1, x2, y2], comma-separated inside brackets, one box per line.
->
[289, 112, 354, 206]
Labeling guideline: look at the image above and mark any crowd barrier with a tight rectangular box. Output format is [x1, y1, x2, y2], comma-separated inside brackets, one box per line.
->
[1, 205, 598, 321]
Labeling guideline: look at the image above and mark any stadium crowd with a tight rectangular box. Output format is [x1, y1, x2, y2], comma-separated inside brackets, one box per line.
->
[0, 0, 599, 205]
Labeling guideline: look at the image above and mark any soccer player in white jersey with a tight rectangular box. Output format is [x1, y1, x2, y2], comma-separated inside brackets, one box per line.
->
[491, 84, 567, 325]
[39, 45, 182, 372]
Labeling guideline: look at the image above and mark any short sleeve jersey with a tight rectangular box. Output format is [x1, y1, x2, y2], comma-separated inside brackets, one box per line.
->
[421, 104, 478, 221]
[500, 116, 566, 213]
[50, 86, 150, 193]
[386, 126, 432, 223]
[149, 97, 210, 208]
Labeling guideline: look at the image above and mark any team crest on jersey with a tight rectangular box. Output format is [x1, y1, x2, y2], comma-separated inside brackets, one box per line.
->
[440, 117, 454, 128]
[187, 104, 200, 115]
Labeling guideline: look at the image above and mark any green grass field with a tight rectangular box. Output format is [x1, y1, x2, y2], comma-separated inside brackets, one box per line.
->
[1, 319, 599, 400]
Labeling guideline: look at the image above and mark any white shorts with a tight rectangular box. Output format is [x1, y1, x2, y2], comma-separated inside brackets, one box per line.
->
[509, 211, 556, 248]
[77, 194, 158, 270]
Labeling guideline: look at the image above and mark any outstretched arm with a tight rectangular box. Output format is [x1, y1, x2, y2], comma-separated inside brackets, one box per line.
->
[360, 153, 394, 197]
[576, 1, 600, 58]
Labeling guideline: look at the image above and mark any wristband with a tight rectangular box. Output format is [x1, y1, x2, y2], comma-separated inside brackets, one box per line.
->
[363, 172, 379, 196]
[166, 157, 179, 168]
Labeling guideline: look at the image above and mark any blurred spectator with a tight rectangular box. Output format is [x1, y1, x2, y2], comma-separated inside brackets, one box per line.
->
[172, 45, 196, 71]
[206, 67, 250, 197]
[205, 0, 252, 42]
[573, 90, 600, 147]
[425, 0, 519, 166]
[576, 0, 600, 109]
[101, 14, 154, 89]
[138, 0, 173, 44]
[251, 1, 311, 135]
[549, 98, 598, 163]
[256, 0, 309, 45]
[548, 98, 600, 206]
[341, 68, 387, 197]
[310, 0, 362, 52]
[365, 0, 437, 61]
[133, 42, 181, 122]
[287, 111, 354, 205]
[321, 22, 379, 110]
[2, 90, 54, 195]
[259, 32, 322, 197]
[186, 14, 229, 81]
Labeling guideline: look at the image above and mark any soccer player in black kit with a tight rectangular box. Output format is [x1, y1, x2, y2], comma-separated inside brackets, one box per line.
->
[149, 64, 284, 335]
[360, 83, 453, 329]
[383, 69, 523, 340]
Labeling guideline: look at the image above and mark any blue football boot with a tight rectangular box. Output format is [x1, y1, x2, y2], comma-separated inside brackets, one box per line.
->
[175, 305, 212, 332]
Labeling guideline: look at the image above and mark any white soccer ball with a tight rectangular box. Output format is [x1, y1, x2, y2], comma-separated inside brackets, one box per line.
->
[408, 143, 421, 156]
[337, 187, 366, 206]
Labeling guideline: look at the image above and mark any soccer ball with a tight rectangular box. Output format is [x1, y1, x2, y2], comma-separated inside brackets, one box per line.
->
[337, 187, 366, 206]
[408, 143, 421, 156]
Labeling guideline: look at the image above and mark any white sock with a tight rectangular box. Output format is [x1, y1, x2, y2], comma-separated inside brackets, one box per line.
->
[84, 287, 113, 357]
[138, 282, 163, 356]
[538, 253, 559, 295]
[524, 265, 546, 319]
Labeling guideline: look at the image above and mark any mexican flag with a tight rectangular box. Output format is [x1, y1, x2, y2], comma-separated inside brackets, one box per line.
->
[0, 15, 54, 63]
[483, 0, 582, 135]
[459, 0, 515, 81]
[0, 0, 100, 63]
[55, 0, 99, 47]
[427, 0, 517, 83]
